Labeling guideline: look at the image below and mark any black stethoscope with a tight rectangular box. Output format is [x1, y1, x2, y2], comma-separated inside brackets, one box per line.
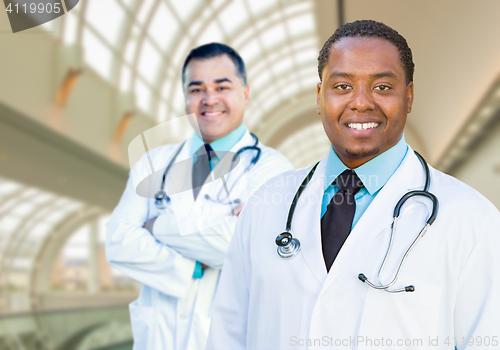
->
[275, 151, 439, 293]
[155, 133, 261, 213]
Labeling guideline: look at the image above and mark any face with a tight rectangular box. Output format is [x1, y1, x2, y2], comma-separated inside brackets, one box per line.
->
[317, 37, 414, 169]
[184, 54, 249, 143]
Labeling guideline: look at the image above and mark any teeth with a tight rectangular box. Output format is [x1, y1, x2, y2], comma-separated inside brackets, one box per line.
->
[348, 122, 378, 130]
[204, 111, 223, 116]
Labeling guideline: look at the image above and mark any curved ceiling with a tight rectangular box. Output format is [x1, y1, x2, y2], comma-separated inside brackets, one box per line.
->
[50, 0, 319, 128]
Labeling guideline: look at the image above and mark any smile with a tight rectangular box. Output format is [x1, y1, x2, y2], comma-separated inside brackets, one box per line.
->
[202, 111, 225, 117]
[347, 122, 380, 130]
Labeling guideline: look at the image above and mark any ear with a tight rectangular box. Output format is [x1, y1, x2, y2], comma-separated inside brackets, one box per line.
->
[406, 81, 414, 113]
[316, 82, 322, 115]
[244, 84, 250, 109]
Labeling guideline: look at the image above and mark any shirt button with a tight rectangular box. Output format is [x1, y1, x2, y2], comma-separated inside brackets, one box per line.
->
[180, 313, 188, 320]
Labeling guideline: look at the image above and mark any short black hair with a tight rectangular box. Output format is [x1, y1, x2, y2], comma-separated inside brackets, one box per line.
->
[182, 42, 247, 85]
[318, 20, 414, 84]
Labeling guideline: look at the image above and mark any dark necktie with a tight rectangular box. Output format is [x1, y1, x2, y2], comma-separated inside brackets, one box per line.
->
[192, 144, 215, 200]
[321, 170, 364, 272]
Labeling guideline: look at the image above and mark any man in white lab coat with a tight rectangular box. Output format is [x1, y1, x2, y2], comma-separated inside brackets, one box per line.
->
[206, 20, 500, 350]
[106, 43, 293, 350]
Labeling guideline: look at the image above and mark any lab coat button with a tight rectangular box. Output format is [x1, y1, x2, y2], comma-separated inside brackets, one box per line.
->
[180, 313, 188, 320]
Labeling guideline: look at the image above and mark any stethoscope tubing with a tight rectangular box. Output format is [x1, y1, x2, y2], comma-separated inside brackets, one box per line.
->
[275, 150, 439, 294]
[154, 133, 260, 210]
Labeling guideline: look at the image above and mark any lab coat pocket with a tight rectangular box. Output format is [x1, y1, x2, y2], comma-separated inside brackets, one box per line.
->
[129, 302, 156, 349]
[358, 280, 443, 350]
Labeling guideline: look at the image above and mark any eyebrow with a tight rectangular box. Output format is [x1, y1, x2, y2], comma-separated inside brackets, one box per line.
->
[329, 72, 352, 79]
[370, 71, 397, 79]
[187, 78, 232, 87]
[214, 78, 232, 84]
[328, 71, 398, 80]
[188, 81, 203, 87]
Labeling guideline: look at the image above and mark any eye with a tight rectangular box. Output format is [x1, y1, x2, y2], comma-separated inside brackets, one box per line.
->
[374, 85, 390, 91]
[217, 86, 229, 91]
[190, 88, 201, 93]
[334, 84, 352, 91]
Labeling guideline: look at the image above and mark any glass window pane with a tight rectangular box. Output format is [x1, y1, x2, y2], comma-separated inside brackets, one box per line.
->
[283, 1, 313, 18]
[149, 2, 178, 50]
[260, 23, 287, 50]
[295, 48, 317, 67]
[196, 22, 223, 46]
[135, 79, 152, 113]
[287, 13, 315, 37]
[157, 102, 167, 122]
[63, 10, 78, 45]
[124, 38, 138, 64]
[169, 0, 200, 22]
[172, 82, 185, 115]
[170, 37, 191, 69]
[11, 203, 36, 216]
[138, 39, 162, 85]
[82, 28, 114, 81]
[271, 57, 294, 77]
[247, 0, 277, 16]
[0, 180, 21, 196]
[239, 38, 261, 66]
[120, 65, 132, 92]
[218, 0, 248, 34]
[86, 0, 125, 47]
[136, 0, 156, 25]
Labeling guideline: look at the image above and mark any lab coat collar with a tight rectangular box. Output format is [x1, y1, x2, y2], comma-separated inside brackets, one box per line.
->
[191, 130, 256, 209]
[320, 147, 425, 292]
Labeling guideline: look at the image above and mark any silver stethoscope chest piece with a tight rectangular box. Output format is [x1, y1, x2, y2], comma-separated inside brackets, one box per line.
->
[276, 231, 301, 258]
[155, 190, 169, 210]
[274, 162, 319, 260]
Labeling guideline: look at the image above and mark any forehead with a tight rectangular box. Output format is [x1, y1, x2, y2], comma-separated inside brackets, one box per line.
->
[184, 54, 238, 82]
[325, 37, 404, 79]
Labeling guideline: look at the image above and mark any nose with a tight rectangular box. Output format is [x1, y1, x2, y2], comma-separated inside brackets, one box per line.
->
[348, 87, 375, 112]
[202, 90, 219, 106]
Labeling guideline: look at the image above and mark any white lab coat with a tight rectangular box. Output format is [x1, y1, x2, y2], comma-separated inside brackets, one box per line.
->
[106, 131, 293, 350]
[206, 147, 500, 350]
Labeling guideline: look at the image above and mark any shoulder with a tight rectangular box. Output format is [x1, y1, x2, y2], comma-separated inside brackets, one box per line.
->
[257, 143, 294, 168]
[429, 167, 498, 214]
[249, 164, 314, 201]
[130, 143, 180, 178]
[428, 167, 500, 236]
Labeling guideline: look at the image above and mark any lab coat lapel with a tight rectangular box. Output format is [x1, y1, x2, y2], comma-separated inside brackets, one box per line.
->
[292, 154, 329, 285]
[167, 137, 196, 213]
[321, 149, 425, 292]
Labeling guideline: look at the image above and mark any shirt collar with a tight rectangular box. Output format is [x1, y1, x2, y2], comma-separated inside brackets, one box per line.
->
[324, 135, 408, 195]
[190, 122, 247, 155]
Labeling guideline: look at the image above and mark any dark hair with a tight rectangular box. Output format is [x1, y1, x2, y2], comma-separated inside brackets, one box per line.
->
[318, 20, 414, 84]
[182, 42, 247, 85]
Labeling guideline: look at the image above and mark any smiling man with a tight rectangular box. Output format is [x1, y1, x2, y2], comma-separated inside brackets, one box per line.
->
[206, 21, 500, 350]
[106, 43, 293, 350]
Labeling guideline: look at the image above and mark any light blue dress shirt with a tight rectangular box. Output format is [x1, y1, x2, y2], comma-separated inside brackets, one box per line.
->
[191, 122, 247, 169]
[190, 123, 247, 278]
[321, 136, 408, 230]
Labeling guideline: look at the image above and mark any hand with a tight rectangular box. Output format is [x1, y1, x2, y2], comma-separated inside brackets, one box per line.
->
[143, 217, 157, 232]
[231, 203, 245, 216]
[201, 263, 209, 269]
